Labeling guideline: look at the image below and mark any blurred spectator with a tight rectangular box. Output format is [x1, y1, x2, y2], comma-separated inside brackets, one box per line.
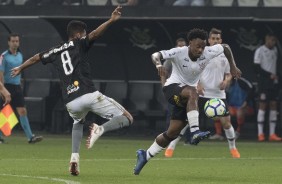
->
[87, 0, 138, 6]
[62, 0, 82, 6]
[24, 0, 63, 6]
[173, 0, 206, 6]
[263, 0, 282, 7]
[0, 0, 12, 5]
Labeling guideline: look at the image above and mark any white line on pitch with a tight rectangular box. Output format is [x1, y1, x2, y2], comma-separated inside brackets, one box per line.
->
[0, 173, 80, 184]
[2, 157, 282, 162]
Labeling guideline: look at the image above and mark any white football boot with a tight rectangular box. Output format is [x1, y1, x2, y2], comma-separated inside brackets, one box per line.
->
[69, 153, 80, 176]
[86, 123, 104, 149]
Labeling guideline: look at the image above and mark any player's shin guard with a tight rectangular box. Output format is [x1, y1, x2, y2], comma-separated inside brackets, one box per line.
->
[269, 110, 277, 135]
[147, 140, 165, 160]
[72, 122, 84, 153]
[224, 126, 236, 149]
[187, 110, 199, 133]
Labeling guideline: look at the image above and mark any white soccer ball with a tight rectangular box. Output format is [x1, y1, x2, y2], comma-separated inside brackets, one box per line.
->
[204, 98, 226, 118]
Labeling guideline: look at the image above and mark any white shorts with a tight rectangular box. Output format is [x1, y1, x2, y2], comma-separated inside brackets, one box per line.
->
[66, 91, 125, 124]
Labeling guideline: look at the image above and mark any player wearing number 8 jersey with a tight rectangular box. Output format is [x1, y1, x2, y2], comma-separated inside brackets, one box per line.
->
[11, 6, 133, 176]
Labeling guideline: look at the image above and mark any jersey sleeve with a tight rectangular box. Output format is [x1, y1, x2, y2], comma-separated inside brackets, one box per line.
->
[39, 48, 57, 65]
[209, 44, 224, 58]
[254, 47, 261, 64]
[79, 36, 94, 51]
[0, 54, 5, 72]
[224, 60, 230, 73]
[160, 47, 180, 60]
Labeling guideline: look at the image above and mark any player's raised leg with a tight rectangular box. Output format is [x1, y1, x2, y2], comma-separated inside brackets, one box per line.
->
[87, 93, 133, 149]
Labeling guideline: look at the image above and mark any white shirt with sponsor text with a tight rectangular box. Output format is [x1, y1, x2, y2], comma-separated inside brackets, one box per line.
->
[160, 44, 224, 87]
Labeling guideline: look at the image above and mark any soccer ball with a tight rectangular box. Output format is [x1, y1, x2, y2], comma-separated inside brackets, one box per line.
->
[204, 98, 226, 118]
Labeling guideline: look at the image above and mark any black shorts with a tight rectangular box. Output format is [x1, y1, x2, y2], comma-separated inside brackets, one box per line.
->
[163, 83, 187, 121]
[198, 97, 230, 117]
[4, 84, 25, 107]
[258, 84, 279, 101]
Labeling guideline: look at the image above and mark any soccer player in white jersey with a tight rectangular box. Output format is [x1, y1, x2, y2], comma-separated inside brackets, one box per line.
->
[164, 28, 240, 158]
[254, 33, 281, 142]
[133, 28, 241, 175]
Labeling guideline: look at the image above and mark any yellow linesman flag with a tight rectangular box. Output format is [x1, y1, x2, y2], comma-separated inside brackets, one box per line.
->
[0, 104, 18, 136]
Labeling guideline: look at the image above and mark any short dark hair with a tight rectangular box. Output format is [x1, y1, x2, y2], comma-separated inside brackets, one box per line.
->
[67, 20, 87, 38]
[209, 28, 222, 37]
[176, 37, 186, 44]
[8, 33, 20, 41]
[187, 28, 208, 42]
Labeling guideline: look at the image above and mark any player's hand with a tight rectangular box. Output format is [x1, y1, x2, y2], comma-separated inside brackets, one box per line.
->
[10, 67, 21, 77]
[196, 83, 205, 96]
[230, 66, 242, 79]
[220, 80, 228, 90]
[1, 91, 11, 106]
[270, 74, 278, 80]
[110, 5, 122, 22]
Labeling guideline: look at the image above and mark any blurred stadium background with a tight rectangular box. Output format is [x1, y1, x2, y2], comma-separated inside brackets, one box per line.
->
[1, 1, 282, 184]
[1, 0, 282, 139]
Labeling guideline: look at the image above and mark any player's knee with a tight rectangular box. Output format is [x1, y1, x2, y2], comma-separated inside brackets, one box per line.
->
[123, 111, 133, 124]
[162, 132, 177, 142]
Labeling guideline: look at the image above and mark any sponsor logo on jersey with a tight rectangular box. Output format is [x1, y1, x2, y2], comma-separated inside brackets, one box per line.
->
[67, 83, 79, 94]
[104, 114, 114, 119]
[43, 41, 74, 58]
[199, 62, 208, 70]
[184, 58, 189, 62]
[169, 52, 176, 57]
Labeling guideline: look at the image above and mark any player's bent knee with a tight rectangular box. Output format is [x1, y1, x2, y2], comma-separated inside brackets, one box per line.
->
[123, 110, 133, 124]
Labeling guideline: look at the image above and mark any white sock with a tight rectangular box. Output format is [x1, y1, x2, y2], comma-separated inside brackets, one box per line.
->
[70, 153, 79, 163]
[257, 109, 265, 135]
[167, 124, 189, 150]
[257, 109, 265, 122]
[187, 110, 199, 133]
[258, 123, 264, 135]
[224, 126, 236, 150]
[269, 122, 276, 135]
[167, 137, 181, 150]
[269, 110, 277, 135]
[146, 141, 165, 161]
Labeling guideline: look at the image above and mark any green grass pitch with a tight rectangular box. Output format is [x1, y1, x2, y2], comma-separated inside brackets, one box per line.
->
[0, 134, 282, 184]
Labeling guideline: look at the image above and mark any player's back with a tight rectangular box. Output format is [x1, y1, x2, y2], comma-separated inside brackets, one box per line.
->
[40, 37, 97, 104]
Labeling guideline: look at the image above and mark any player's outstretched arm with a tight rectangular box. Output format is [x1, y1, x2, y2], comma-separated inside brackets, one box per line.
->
[222, 44, 242, 79]
[88, 6, 122, 41]
[11, 54, 41, 77]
